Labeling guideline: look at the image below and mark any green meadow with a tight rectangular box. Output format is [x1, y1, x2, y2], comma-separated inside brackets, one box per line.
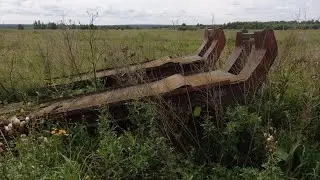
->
[1, 28, 320, 179]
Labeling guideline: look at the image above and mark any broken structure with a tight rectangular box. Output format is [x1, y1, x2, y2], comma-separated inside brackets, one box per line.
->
[29, 29, 278, 121]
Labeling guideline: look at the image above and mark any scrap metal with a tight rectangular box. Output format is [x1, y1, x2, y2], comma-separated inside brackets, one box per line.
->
[29, 30, 278, 120]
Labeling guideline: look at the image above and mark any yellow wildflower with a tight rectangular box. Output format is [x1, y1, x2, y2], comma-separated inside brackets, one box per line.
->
[51, 128, 69, 136]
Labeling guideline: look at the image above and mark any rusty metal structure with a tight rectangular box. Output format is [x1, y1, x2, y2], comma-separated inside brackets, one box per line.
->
[29, 29, 278, 121]
[0, 28, 227, 116]
[41, 28, 226, 92]
[223, 30, 255, 74]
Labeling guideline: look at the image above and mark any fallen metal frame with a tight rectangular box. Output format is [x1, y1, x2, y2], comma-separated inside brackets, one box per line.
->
[0, 28, 227, 116]
[29, 29, 278, 121]
[39, 28, 226, 93]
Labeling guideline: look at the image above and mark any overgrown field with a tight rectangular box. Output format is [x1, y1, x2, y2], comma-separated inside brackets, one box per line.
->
[1, 29, 320, 179]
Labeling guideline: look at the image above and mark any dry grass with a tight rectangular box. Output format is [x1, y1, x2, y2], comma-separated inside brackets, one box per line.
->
[0, 29, 203, 101]
[0, 29, 319, 103]
[1, 28, 320, 179]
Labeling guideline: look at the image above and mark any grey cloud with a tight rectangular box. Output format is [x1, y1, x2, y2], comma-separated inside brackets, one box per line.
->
[102, 8, 186, 19]
[0, 7, 37, 16]
[232, 1, 240, 6]
[0, 0, 320, 24]
[41, 5, 65, 16]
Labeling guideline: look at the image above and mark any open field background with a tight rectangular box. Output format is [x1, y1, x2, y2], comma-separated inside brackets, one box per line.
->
[0, 29, 208, 102]
[1, 29, 320, 179]
[0, 29, 319, 103]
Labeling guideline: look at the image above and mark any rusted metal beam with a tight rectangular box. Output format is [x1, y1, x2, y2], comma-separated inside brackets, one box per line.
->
[40, 28, 226, 93]
[222, 31, 255, 74]
[29, 29, 278, 121]
[0, 28, 226, 116]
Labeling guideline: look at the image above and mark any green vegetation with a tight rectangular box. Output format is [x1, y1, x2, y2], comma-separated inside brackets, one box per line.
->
[1, 28, 320, 179]
[30, 20, 320, 31]
[33, 20, 97, 30]
[220, 20, 320, 30]
[17, 24, 24, 30]
[0, 29, 201, 103]
[2, 20, 320, 30]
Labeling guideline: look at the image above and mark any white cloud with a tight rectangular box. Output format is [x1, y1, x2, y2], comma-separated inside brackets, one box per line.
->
[0, 0, 319, 24]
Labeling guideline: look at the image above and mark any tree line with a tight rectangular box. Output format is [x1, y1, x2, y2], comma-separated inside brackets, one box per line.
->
[32, 20, 98, 30]
[219, 20, 320, 30]
[18, 19, 320, 30]
[176, 20, 320, 30]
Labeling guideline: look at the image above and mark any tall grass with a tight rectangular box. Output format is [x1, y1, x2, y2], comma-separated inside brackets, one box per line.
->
[1, 28, 320, 179]
[0, 29, 201, 103]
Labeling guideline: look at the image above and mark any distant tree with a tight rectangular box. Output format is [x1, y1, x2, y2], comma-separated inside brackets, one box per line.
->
[33, 21, 37, 29]
[311, 24, 319, 29]
[178, 23, 189, 31]
[125, 25, 132, 29]
[196, 23, 205, 29]
[71, 24, 77, 29]
[41, 23, 47, 29]
[52, 23, 57, 30]
[17, 24, 24, 30]
[47, 22, 57, 30]
[80, 24, 89, 29]
[89, 23, 97, 29]
[33, 20, 41, 29]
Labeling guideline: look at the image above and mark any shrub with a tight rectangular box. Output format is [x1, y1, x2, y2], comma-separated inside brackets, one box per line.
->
[197, 106, 267, 167]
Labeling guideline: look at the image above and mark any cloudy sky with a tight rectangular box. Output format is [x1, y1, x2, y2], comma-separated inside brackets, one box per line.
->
[0, 0, 319, 25]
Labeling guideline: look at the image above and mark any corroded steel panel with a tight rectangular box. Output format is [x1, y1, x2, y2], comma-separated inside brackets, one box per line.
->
[43, 28, 226, 92]
[29, 30, 277, 120]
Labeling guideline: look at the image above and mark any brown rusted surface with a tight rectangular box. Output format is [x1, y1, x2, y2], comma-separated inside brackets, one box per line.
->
[43, 28, 226, 92]
[196, 27, 215, 56]
[222, 31, 255, 74]
[29, 29, 277, 120]
[31, 70, 240, 118]
[238, 29, 278, 95]
[0, 28, 226, 116]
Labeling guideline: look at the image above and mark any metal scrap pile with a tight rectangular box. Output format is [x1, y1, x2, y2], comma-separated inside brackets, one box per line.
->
[0, 28, 278, 139]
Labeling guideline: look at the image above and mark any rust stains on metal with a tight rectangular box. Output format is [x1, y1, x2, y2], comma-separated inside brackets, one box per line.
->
[29, 29, 278, 120]
[0, 28, 226, 116]
[44, 28, 226, 91]
[31, 70, 239, 119]
[222, 31, 255, 74]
